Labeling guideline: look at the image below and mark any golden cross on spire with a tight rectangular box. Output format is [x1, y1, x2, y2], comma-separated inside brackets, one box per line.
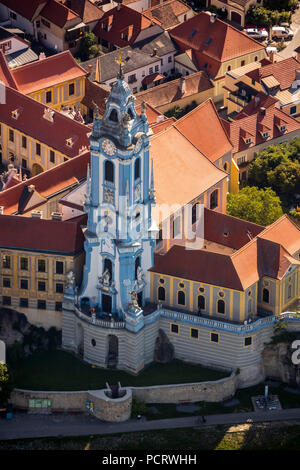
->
[115, 54, 125, 79]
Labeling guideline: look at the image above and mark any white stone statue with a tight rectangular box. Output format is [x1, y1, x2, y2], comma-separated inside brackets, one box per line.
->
[136, 266, 144, 285]
[66, 270, 75, 288]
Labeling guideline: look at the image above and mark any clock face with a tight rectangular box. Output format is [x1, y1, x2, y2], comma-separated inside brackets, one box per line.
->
[102, 139, 116, 156]
[134, 137, 142, 154]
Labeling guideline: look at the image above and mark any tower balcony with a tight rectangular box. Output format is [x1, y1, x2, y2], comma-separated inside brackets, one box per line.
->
[74, 304, 125, 328]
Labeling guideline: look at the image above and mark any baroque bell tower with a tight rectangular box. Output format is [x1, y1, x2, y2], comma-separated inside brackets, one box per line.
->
[78, 61, 156, 329]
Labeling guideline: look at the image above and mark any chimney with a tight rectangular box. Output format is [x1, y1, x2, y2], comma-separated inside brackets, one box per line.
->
[210, 13, 216, 23]
[152, 47, 158, 57]
[28, 184, 35, 193]
[0, 206, 4, 215]
[31, 210, 42, 219]
[260, 107, 266, 116]
[88, 64, 93, 75]
[117, 0, 121, 10]
[51, 212, 62, 221]
[269, 50, 274, 63]
[179, 76, 186, 94]
[156, 115, 165, 123]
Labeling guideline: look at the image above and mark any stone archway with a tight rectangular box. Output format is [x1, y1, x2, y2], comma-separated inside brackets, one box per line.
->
[76, 323, 84, 358]
[31, 163, 44, 176]
[107, 334, 118, 368]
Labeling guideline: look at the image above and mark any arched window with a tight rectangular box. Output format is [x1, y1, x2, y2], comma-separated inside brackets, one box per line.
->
[109, 108, 118, 122]
[198, 295, 205, 310]
[217, 299, 225, 314]
[223, 162, 228, 172]
[254, 56, 258, 61]
[210, 189, 218, 210]
[135, 256, 141, 280]
[105, 160, 114, 183]
[158, 286, 165, 301]
[227, 65, 231, 71]
[178, 290, 185, 305]
[192, 202, 198, 225]
[262, 288, 269, 303]
[104, 258, 113, 279]
[288, 283, 292, 299]
[134, 158, 140, 180]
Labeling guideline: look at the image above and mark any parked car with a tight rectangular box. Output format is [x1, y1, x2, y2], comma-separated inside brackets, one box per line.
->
[244, 28, 268, 40]
[272, 26, 294, 40]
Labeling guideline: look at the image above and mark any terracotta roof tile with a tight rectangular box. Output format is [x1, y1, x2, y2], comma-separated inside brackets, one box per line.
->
[258, 215, 300, 256]
[134, 71, 214, 109]
[246, 57, 300, 91]
[0, 151, 90, 215]
[10, 50, 87, 95]
[170, 11, 265, 63]
[0, 214, 85, 254]
[0, 86, 91, 160]
[0, 0, 46, 21]
[150, 125, 227, 208]
[40, 0, 79, 28]
[150, 213, 300, 290]
[0, 50, 18, 89]
[173, 98, 233, 162]
[93, 4, 160, 47]
[67, 0, 104, 23]
[143, 0, 191, 30]
[221, 93, 300, 154]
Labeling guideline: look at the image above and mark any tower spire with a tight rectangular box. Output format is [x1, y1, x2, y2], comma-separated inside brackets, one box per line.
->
[95, 56, 101, 83]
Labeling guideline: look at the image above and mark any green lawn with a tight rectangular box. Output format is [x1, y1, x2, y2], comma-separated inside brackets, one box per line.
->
[10, 349, 230, 391]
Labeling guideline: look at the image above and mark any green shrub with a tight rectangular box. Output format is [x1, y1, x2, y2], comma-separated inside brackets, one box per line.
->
[131, 397, 148, 418]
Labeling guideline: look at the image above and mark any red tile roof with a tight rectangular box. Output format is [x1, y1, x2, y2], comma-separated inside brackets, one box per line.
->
[150, 125, 227, 208]
[93, 4, 160, 47]
[150, 213, 300, 290]
[221, 93, 300, 154]
[39, 0, 79, 28]
[143, 0, 191, 30]
[170, 11, 265, 76]
[203, 208, 264, 250]
[0, 213, 85, 254]
[0, 0, 46, 21]
[67, 0, 104, 23]
[246, 57, 300, 91]
[10, 50, 87, 95]
[0, 151, 90, 215]
[173, 99, 233, 162]
[0, 86, 91, 160]
[258, 214, 300, 256]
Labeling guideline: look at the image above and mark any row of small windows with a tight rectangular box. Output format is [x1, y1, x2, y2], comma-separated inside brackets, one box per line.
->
[170, 323, 252, 345]
[2, 296, 62, 311]
[104, 158, 140, 184]
[7, 129, 56, 162]
[159, 288, 225, 313]
[2, 256, 64, 273]
[3, 278, 64, 293]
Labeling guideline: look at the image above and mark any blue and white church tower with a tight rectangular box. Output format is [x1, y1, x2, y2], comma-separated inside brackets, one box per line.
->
[69, 63, 156, 335]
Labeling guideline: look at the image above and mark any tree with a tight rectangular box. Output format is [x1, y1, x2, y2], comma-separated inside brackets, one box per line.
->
[227, 186, 283, 225]
[0, 363, 13, 407]
[77, 32, 97, 62]
[248, 141, 300, 207]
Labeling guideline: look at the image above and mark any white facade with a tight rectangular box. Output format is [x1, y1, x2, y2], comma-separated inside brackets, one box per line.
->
[0, 5, 35, 35]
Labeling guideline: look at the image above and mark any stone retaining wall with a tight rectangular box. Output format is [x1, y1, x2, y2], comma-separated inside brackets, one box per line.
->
[132, 372, 238, 404]
[10, 372, 238, 420]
